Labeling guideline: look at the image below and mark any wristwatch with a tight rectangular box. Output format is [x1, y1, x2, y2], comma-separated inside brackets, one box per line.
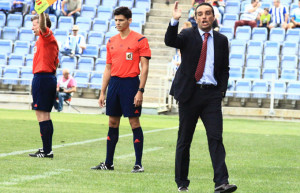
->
[138, 88, 144, 93]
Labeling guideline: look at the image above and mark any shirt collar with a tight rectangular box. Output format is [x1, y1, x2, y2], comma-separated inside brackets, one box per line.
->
[198, 28, 213, 38]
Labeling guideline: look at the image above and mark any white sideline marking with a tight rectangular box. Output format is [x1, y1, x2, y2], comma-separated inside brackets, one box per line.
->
[115, 147, 163, 159]
[0, 127, 178, 158]
[0, 169, 71, 186]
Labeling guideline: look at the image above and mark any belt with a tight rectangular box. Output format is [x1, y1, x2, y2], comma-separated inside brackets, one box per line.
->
[196, 84, 217, 89]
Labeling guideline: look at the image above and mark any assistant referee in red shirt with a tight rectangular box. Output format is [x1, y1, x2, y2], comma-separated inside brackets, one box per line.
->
[28, 12, 59, 158]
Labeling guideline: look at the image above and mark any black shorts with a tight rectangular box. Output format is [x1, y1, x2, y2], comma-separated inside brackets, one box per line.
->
[32, 73, 57, 112]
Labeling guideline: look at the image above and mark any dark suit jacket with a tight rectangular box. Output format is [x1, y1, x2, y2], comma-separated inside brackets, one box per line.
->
[164, 23, 230, 103]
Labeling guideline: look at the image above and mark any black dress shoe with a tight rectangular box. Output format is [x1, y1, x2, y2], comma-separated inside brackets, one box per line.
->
[178, 186, 188, 192]
[214, 184, 237, 193]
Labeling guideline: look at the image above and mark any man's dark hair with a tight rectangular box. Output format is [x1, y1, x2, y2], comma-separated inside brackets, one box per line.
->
[195, 3, 215, 17]
[113, 6, 132, 19]
[31, 14, 52, 28]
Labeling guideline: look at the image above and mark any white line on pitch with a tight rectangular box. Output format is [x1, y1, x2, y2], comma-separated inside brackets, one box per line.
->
[115, 147, 163, 159]
[0, 127, 178, 158]
[0, 169, 71, 186]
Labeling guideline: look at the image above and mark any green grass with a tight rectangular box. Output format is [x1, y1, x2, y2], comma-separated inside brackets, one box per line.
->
[0, 109, 299, 193]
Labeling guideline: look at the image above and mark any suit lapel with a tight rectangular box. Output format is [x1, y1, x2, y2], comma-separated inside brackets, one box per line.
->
[193, 26, 202, 50]
[213, 31, 219, 68]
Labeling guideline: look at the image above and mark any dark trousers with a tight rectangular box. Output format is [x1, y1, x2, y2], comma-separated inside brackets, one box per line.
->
[234, 20, 257, 36]
[175, 87, 229, 188]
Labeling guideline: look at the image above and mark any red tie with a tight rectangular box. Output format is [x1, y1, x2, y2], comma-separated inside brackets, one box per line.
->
[195, 32, 210, 82]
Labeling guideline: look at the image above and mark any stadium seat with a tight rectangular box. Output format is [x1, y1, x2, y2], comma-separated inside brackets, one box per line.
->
[81, 5, 97, 19]
[286, 82, 300, 100]
[87, 31, 104, 46]
[89, 72, 102, 89]
[119, 0, 134, 9]
[84, 0, 100, 6]
[262, 68, 278, 80]
[0, 53, 7, 66]
[130, 22, 142, 33]
[97, 6, 113, 21]
[23, 14, 34, 28]
[251, 27, 268, 42]
[49, 15, 57, 30]
[226, 79, 235, 97]
[246, 54, 262, 68]
[269, 28, 285, 43]
[19, 27, 35, 42]
[76, 17, 92, 32]
[99, 45, 107, 59]
[20, 67, 33, 85]
[247, 40, 263, 55]
[235, 80, 251, 98]
[273, 81, 286, 100]
[240, 1, 250, 13]
[81, 44, 99, 58]
[0, 40, 13, 55]
[252, 80, 268, 99]
[6, 14, 22, 28]
[230, 39, 246, 54]
[54, 29, 69, 46]
[219, 27, 233, 40]
[225, 1, 240, 14]
[3, 27, 18, 41]
[8, 54, 24, 67]
[229, 66, 242, 79]
[263, 55, 279, 69]
[285, 29, 300, 43]
[0, 13, 6, 27]
[2, 67, 19, 85]
[92, 18, 109, 32]
[222, 14, 238, 28]
[261, 2, 272, 10]
[235, 26, 251, 41]
[108, 19, 118, 33]
[281, 42, 298, 55]
[30, 41, 35, 54]
[229, 53, 244, 67]
[264, 41, 280, 55]
[58, 16, 74, 31]
[0, 1, 11, 11]
[290, 3, 299, 12]
[135, 0, 151, 12]
[60, 56, 77, 71]
[281, 55, 298, 69]
[280, 69, 298, 81]
[77, 57, 94, 71]
[95, 58, 106, 72]
[74, 71, 90, 88]
[105, 31, 118, 44]
[244, 67, 261, 80]
[132, 8, 146, 25]
[101, 0, 118, 8]
[13, 41, 30, 56]
[25, 54, 33, 67]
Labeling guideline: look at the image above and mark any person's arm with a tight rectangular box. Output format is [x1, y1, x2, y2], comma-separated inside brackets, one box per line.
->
[246, 3, 261, 13]
[98, 63, 111, 107]
[284, 13, 289, 23]
[221, 37, 230, 97]
[259, 18, 262, 26]
[79, 36, 86, 50]
[134, 57, 149, 107]
[191, 0, 195, 6]
[61, 0, 67, 16]
[64, 86, 76, 93]
[68, 1, 81, 16]
[39, 12, 47, 34]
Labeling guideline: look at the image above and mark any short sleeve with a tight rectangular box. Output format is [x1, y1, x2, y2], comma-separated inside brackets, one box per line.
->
[138, 37, 151, 58]
[68, 77, 77, 87]
[106, 41, 112, 64]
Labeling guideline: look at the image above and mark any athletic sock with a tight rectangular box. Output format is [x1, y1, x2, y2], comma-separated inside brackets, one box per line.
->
[132, 127, 144, 166]
[39, 120, 53, 154]
[105, 127, 119, 165]
[49, 120, 54, 151]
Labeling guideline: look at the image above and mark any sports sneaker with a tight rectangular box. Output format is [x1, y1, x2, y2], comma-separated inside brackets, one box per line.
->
[178, 186, 189, 192]
[29, 148, 53, 158]
[131, 165, 144, 173]
[91, 162, 114, 170]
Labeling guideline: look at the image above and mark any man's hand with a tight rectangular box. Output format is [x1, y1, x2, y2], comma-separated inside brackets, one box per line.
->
[173, 1, 182, 20]
[98, 93, 105, 108]
[67, 12, 73, 16]
[62, 11, 67, 16]
[134, 91, 143, 107]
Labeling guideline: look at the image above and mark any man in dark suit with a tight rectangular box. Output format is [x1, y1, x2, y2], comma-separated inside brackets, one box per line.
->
[165, 2, 237, 192]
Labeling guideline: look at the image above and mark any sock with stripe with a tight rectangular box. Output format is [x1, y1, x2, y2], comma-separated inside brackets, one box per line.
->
[105, 127, 119, 165]
[39, 120, 53, 154]
[132, 127, 144, 166]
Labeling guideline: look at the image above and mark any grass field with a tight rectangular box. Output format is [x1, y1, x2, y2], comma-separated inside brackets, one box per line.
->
[0, 109, 299, 193]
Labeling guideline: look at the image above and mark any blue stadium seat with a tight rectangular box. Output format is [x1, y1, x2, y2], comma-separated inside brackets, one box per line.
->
[97, 6, 113, 20]
[3, 27, 18, 41]
[290, 3, 299, 11]
[30, 41, 35, 54]
[23, 14, 34, 28]
[119, 0, 134, 9]
[229, 53, 244, 67]
[6, 14, 22, 27]
[20, 67, 33, 85]
[281, 42, 298, 55]
[219, 27, 233, 40]
[240, 1, 250, 13]
[95, 58, 106, 72]
[100, 45, 107, 59]
[261, 2, 271, 10]
[58, 16, 74, 31]
[92, 18, 109, 32]
[244, 67, 260, 80]
[81, 5, 97, 19]
[78, 57, 94, 71]
[19, 27, 35, 42]
[0, 53, 7, 66]
[108, 19, 118, 33]
[8, 54, 24, 67]
[235, 26, 251, 41]
[89, 72, 102, 89]
[252, 80, 268, 99]
[105, 31, 118, 44]
[229, 66, 242, 79]
[281, 55, 298, 69]
[101, 0, 118, 7]
[136, 0, 151, 12]
[0, 40, 13, 55]
[246, 54, 262, 68]
[25, 54, 33, 67]
[84, 0, 100, 6]
[262, 68, 278, 80]
[269, 28, 285, 43]
[49, 15, 57, 30]
[0, 1, 11, 11]
[2, 67, 19, 85]
[76, 17, 92, 32]
[285, 29, 300, 43]
[251, 27, 268, 42]
[225, 1, 240, 14]
[247, 40, 263, 54]
[226, 79, 235, 97]
[88, 31, 104, 46]
[286, 82, 300, 100]
[81, 44, 99, 58]
[132, 8, 146, 25]
[230, 39, 246, 54]
[280, 69, 298, 81]
[273, 81, 286, 100]
[130, 22, 142, 33]
[54, 29, 69, 46]
[263, 55, 279, 69]
[0, 13, 6, 27]
[13, 41, 30, 56]
[235, 80, 251, 98]
[264, 41, 280, 55]
[74, 71, 90, 88]
[60, 56, 77, 71]
[222, 14, 238, 28]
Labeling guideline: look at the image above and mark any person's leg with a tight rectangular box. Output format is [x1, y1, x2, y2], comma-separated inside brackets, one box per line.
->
[57, 92, 66, 112]
[129, 117, 143, 166]
[234, 20, 245, 36]
[105, 116, 121, 165]
[248, 20, 257, 29]
[36, 110, 53, 154]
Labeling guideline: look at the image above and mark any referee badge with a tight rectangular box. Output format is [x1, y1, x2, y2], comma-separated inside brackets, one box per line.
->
[126, 52, 133, 60]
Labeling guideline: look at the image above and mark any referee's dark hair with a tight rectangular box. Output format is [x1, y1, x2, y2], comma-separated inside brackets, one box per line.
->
[194, 2, 215, 17]
[31, 14, 52, 28]
[114, 6, 132, 19]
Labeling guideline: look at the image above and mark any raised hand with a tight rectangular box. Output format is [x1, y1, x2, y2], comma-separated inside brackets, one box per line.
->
[173, 1, 182, 20]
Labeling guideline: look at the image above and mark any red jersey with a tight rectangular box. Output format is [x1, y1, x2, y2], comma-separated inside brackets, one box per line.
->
[106, 30, 151, 78]
[33, 27, 59, 74]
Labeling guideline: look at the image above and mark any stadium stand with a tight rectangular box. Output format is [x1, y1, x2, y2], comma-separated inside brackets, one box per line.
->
[77, 57, 94, 71]
[247, 40, 263, 55]
[74, 71, 90, 88]
[235, 26, 251, 41]
[90, 72, 103, 89]
[20, 67, 33, 85]
[229, 53, 245, 67]
[8, 54, 24, 67]
[251, 27, 268, 42]
[252, 80, 268, 99]
[246, 54, 262, 68]
[244, 67, 261, 80]
[95, 58, 106, 73]
[13, 41, 30, 56]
